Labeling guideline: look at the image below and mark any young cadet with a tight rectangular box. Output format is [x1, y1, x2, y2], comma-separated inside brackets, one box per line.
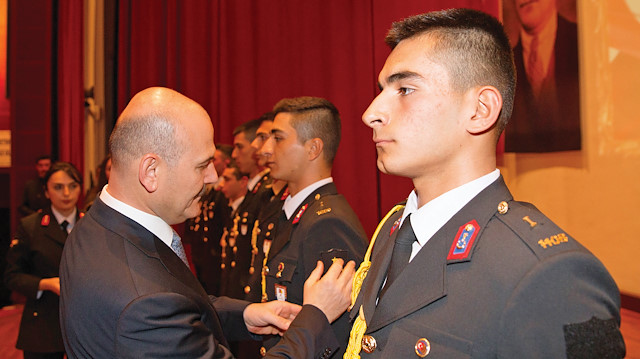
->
[345, 9, 625, 358]
[260, 96, 368, 358]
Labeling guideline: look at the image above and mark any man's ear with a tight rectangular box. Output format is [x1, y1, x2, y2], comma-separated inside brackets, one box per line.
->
[139, 154, 160, 193]
[467, 86, 502, 135]
[306, 138, 324, 161]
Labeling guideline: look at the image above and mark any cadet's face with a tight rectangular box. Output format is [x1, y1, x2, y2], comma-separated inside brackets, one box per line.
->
[232, 132, 257, 174]
[251, 121, 273, 167]
[46, 170, 81, 215]
[513, 0, 555, 33]
[36, 159, 51, 178]
[262, 113, 307, 183]
[362, 35, 468, 183]
[220, 168, 245, 202]
[212, 149, 228, 177]
[161, 118, 217, 224]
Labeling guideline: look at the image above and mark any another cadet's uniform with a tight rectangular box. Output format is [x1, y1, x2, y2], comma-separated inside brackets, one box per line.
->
[263, 181, 368, 358]
[5, 208, 83, 356]
[348, 176, 625, 358]
[183, 188, 230, 295]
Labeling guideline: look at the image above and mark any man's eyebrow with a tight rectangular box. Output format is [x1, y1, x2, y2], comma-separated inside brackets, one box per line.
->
[270, 128, 284, 135]
[378, 71, 424, 90]
[198, 156, 215, 167]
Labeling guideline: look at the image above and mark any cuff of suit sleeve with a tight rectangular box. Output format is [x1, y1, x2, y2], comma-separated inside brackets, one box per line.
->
[290, 305, 340, 357]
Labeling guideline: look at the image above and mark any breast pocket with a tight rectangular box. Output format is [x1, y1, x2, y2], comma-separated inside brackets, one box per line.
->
[266, 258, 299, 302]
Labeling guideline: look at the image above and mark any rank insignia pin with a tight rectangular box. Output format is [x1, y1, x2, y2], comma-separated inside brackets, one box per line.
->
[447, 220, 480, 260]
[389, 219, 401, 235]
[292, 204, 308, 224]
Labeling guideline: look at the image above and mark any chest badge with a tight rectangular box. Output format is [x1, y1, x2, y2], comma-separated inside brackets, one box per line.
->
[415, 338, 431, 357]
[447, 220, 480, 261]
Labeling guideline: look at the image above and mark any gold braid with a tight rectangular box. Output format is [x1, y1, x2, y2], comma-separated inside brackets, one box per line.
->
[344, 204, 405, 359]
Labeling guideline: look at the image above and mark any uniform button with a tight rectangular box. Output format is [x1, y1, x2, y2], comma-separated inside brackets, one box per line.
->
[244, 286, 251, 294]
[262, 266, 269, 275]
[33, 312, 38, 317]
[259, 346, 267, 357]
[361, 335, 377, 353]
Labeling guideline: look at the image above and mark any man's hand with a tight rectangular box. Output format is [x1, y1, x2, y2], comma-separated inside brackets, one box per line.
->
[304, 258, 355, 323]
[39, 277, 60, 295]
[243, 300, 302, 336]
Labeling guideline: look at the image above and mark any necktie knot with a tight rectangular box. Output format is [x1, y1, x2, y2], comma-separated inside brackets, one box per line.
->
[171, 232, 189, 267]
[60, 220, 69, 234]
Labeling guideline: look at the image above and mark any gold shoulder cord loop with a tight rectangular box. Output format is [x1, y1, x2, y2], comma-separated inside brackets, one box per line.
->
[344, 204, 405, 359]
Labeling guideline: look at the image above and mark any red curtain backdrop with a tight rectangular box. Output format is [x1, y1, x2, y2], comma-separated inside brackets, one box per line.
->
[116, 0, 499, 235]
[57, 0, 84, 174]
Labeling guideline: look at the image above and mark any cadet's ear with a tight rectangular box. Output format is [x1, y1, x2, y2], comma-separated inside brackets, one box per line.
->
[467, 86, 502, 135]
[139, 154, 160, 193]
[306, 138, 324, 161]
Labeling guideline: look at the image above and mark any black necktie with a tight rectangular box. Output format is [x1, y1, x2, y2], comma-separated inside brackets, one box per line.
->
[60, 220, 69, 234]
[379, 215, 416, 299]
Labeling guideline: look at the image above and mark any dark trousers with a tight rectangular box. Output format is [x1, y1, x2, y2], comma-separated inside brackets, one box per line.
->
[23, 351, 64, 359]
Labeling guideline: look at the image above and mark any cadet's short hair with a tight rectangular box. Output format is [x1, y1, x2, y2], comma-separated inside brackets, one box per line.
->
[232, 119, 261, 143]
[225, 163, 248, 180]
[272, 96, 341, 165]
[216, 144, 233, 160]
[385, 8, 516, 136]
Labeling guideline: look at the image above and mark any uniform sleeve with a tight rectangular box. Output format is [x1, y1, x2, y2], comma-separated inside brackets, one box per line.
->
[497, 251, 626, 358]
[265, 305, 339, 359]
[116, 292, 234, 359]
[4, 222, 42, 299]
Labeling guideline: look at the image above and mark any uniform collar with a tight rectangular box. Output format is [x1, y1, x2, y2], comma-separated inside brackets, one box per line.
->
[51, 206, 77, 232]
[403, 169, 500, 259]
[282, 177, 333, 219]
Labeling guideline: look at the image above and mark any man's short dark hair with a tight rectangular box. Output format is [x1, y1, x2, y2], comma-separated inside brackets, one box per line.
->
[216, 144, 233, 160]
[225, 163, 248, 180]
[44, 161, 83, 186]
[272, 96, 341, 165]
[385, 8, 516, 136]
[232, 119, 261, 143]
[36, 155, 52, 163]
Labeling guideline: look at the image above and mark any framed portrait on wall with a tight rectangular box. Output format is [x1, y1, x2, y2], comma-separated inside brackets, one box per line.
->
[502, 0, 581, 152]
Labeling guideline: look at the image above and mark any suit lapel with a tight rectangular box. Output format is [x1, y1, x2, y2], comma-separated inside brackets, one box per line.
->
[155, 236, 209, 298]
[365, 177, 513, 332]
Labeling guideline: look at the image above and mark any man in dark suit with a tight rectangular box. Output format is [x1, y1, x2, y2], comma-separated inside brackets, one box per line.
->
[346, 9, 625, 358]
[259, 96, 368, 358]
[59, 87, 356, 358]
[505, 0, 581, 152]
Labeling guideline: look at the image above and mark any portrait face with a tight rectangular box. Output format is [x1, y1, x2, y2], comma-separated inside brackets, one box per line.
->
[219, 167, 246, 202]
[513, 0, 556, 34]
[232, 132, 257, 175]
[362, 34, 471, 184]
[45, 170, 81, 216]
[262, 113, 308, 183]
[159, 113, 218, 224]
[36, 158, 52, 178]
[212, 149, 229, 177]
[250, 120, 273, 167]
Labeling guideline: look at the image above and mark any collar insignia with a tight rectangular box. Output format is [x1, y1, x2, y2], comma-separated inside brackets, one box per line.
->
[447, 220, 480, 261]
[292, 204, 308, 224]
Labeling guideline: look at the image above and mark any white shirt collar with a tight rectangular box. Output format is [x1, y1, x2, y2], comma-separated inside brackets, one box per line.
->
[99, 185, 175, 248]
[51, 206, 77, 233]
[403, 170, 500, 261]
[283, 177, 333, 219]
[230, 195, 245, 213]
[247, 168, 270, 191]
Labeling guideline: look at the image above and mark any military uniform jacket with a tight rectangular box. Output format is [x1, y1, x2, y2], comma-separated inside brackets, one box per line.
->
[264, 182, 368, 358]
[351, 177, 625, 358]
[59, 197, 339, 359]
[4, 207, 80, 352]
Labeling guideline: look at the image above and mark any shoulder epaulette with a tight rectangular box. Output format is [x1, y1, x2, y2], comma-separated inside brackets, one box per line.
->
[495, 200, 579, 260]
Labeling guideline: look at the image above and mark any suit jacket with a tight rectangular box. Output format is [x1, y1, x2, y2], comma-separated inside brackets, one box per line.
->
[59, 197, 338, 359]
[351, 177, 625, 358]
[263, 182, 368, 358]
[4, 207, 79, 352]
[506, 16, 581, 152]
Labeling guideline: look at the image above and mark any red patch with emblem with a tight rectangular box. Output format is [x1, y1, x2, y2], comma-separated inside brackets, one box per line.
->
[447, 220, 480, 260]
[252, 181, 262, 194]
[40, 215, 50, 226]
[389, 219, 401, 235]
[280, 187, 290, 201]
[292, 204, 308, 224]
[79, 212, 85, 218]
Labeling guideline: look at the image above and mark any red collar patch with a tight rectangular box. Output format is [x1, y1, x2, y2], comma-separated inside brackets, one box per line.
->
[41, 215, 50, 226]
[292, 204, 308, 224]
[252, 180, 263, 194]
[389, 219, 401, 235]
[79, 212, 85, 218]
[447, 220, 480, 261]
[280, 187, 290, 201]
